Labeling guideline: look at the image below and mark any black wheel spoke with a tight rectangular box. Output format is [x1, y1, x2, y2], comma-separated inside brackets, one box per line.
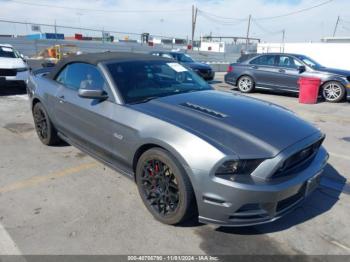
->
[33, 107, 48, 139]
[141, 159, 180, 217]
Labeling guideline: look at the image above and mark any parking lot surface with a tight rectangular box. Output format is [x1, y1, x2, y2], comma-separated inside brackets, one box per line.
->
[0, 73, 349, 255]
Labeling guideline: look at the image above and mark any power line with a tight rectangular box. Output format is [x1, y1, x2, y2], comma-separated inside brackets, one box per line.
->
[198, 12, 247, 26]
[198, 9, 248, 21]
[197, 0, 334, 21]
[0, 18, 187, 38]
[8, 0, 188, 13]
[255, 0, 334, 20]
[251, 19, 283, 35]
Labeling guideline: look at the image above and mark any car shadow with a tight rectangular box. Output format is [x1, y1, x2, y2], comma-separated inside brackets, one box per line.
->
[209, 80, 223, 84]
[0, 85, 27, 96]
[215, 164, 345, 235]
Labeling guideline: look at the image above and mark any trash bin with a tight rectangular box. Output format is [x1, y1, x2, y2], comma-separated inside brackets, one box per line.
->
[298, 77, 321, 104]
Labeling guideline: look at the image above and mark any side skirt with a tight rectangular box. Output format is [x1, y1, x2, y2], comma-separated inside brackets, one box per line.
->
[57, 132, 135, 181]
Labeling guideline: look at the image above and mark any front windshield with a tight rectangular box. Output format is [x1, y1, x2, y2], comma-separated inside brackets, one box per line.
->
[296, 55, 323, 69]
[107, 60, 212, 104]
[177, 53, 194, 63]
[0, 46, 17, 58]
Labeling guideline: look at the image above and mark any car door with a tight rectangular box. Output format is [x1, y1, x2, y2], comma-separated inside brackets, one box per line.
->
[248, 55, 280, 88]
[53, 62, 117, 159]
[273, 55, 303, 91]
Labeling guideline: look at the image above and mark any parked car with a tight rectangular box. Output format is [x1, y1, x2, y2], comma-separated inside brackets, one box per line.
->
[27, 52, 328, 226]
[225, 53, 350, 103]
[150, 51, 215, 81]
[0, 44, 29, 87]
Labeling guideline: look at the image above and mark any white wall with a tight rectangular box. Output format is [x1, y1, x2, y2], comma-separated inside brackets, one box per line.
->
[200, 42, 225, 53]
[257, 42, 350, 71]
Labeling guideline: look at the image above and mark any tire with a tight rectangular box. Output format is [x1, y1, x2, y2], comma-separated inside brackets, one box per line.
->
[237, 75, 255, 93]
[321, 81, 346, 103]
[32, 102, 61, 146]
[135, 148, 197, 225]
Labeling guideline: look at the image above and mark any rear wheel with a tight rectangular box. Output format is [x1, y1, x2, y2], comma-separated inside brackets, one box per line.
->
[322, 81, 346, 103]
[237, 76, 255, 93]
[135, 148, 197, 225]
[33, 102, 61, 145]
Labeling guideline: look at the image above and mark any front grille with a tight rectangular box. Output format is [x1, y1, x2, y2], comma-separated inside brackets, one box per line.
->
[272, 138, 324, 179]
[198, 68, 212, 76]
[0, 69, 17, 76]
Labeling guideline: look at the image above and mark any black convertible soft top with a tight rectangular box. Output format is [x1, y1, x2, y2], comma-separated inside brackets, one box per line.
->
[47, 51, 170, 80]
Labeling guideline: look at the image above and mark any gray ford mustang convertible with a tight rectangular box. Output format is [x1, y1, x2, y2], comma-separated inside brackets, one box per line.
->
[27, 52, 329, 226]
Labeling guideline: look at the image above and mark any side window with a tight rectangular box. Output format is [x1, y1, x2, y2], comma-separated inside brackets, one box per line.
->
[55, 63, 107, 91]
[250, 55, 276, 66]
[277, 56, 302, 69]
[160, 53, 173, 59]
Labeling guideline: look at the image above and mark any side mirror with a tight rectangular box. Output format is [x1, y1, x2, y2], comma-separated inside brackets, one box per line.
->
[78, 88, 108, 100]
[298, 65, 306, 73]
[20, 54, 27, 63]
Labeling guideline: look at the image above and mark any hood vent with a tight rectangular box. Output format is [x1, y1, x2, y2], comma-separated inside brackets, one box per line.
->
[180, 102, 227, 118]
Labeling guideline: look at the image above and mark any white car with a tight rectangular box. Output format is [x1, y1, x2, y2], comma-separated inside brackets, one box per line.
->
[0, 44, 29, 87]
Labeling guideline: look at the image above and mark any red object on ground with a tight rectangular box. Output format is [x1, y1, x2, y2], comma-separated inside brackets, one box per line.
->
[75, 34, 83, 40]
[298, 77, 321, 104]
[187, 45, 192, 50]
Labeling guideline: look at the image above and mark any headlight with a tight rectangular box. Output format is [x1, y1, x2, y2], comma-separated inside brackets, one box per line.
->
[215, 159, 263, 181]
[16, 67, 28, 72]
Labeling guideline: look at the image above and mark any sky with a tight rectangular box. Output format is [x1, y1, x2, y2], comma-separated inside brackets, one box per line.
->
[0, 0, 349, 42]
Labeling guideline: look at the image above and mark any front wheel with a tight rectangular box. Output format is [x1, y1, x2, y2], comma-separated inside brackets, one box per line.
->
[237, 76, 255, 93]
[135, 148, 197, 225]
[322, 81, 346, 103]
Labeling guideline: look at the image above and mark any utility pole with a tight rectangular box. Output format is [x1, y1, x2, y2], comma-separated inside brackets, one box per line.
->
[54, 19, 58, 43]
[191, 5, 198, 49]
[281, 29, 285, 53]
[333, 16, 340, 37]
[245, 14, 252, 51]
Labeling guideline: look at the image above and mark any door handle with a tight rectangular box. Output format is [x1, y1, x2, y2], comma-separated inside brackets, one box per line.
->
[279, 69, 286, 73]
[58, 95, 65, 104]
[251, 66, 258, 69]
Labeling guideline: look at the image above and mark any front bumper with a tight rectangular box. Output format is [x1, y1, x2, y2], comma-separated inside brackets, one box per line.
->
[193, 147, 329, 227]
[346, 84, 350, 99]
[197, 70, 215, 81]
[0, 71, 29, 87]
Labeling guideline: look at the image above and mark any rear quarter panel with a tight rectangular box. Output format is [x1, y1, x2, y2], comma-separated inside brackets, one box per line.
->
[225, 63, 256, 86]
[27, 73, 60, 123]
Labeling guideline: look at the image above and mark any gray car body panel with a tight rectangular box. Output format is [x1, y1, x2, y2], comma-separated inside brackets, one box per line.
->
[27, 56, 329, 226]
[225, 53, 350, 98]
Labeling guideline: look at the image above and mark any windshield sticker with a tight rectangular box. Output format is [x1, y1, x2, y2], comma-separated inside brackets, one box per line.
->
[167, 63, 188, 72]
[1, 47, 13, 52]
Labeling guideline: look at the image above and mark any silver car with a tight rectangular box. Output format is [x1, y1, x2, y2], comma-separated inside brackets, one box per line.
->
[27, 52, 329, 226]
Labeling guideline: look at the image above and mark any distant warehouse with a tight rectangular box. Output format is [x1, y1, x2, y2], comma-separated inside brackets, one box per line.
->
[321, 37, 350, 43]
[26, 33, 65, 40]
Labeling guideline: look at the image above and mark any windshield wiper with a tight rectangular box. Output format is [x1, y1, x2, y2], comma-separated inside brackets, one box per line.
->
[130, 96, 159, 104]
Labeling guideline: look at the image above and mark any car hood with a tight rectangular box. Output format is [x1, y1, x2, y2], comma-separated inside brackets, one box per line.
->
[184, 62, 212, 70]
[0, 57, 26, 69]
[130, 90, 319, 159]
[315, 67, 350, 77]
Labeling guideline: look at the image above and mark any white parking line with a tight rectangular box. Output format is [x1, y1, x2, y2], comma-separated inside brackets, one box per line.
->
[13, 95, 28, 100]
[0, 223, 21, 255]
[329, 152, 350, 161]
